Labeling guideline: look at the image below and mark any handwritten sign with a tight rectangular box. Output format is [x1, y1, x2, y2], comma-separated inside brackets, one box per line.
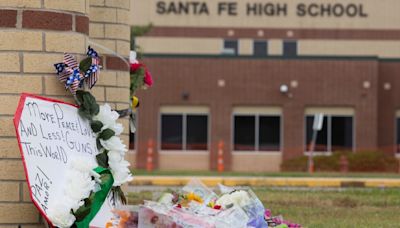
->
[14, 94, 108, 225]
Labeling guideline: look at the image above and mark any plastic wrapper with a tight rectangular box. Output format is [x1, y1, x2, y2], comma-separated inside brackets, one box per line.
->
[107, 179, 301, 228]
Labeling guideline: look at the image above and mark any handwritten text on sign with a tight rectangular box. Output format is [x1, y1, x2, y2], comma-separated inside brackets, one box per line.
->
[14, 94, 98, 217]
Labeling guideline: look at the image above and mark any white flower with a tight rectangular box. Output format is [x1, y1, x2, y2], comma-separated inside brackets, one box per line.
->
[109, 159, 133, 186]
[93, 104, 123, 135]
[111, 169, 133, 186]
[216, 190, 251, 209]
[108, 150, 123, 163]
[100, 136, 126, 152]
[65, 171, 96, 202]
[47, 202, 76, 228]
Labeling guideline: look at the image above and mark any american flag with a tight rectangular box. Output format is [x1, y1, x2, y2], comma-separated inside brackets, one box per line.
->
[54, 53, 78, 83]
[86, 57, 100, 89]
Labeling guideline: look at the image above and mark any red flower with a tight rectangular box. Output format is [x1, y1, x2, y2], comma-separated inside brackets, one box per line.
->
[213, 205, 222, 210]
[130, 62, 153, 87]
[144, 70, 153, 87]
[130, 63, 143, 73]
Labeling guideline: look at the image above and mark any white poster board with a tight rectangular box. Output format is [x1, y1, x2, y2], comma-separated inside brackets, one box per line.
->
[14, 93, 113, 227]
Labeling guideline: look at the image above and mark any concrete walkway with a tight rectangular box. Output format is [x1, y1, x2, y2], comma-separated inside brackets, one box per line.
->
[130, 176, 400, 188]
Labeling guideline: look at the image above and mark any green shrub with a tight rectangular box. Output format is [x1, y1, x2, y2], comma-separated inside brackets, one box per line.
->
[347, 151, 398, 172]
[280, 156, 308, 172]
[281, 151, 399, 173]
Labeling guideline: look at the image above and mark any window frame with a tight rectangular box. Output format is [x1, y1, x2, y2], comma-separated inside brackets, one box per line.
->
[159, 107, 210, 153]
[304, 114, 355, 155]
[232, 107, 282, 153]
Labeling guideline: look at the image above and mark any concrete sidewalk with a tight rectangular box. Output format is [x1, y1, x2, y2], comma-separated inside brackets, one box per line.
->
[130, 176, 400, 188]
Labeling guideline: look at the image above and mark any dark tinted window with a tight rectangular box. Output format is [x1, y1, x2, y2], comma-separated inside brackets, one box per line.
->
[283, 40, 297, 57]
[186, 115, 208, 150]
[254, 41, 267, 57]
[306, 116, 328, 152]
[331, 116, 353, 151]
[234, 116, 255, 150]
[259, 116, 280, 151]
[129, 131, 135, 150]
[224, 40, 238, 55]
[397, 118, 400, 153]
[161, 114, 183, 150]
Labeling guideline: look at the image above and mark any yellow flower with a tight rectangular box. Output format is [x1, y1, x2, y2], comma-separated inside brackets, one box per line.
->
[186, 192, 203, 204]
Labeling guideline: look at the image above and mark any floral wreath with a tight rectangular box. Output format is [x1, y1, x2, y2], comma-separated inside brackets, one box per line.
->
[48, 47, 139, 227]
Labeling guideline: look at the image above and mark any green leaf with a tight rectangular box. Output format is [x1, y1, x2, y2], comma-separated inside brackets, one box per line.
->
[79, 57, 93, 73]
[130, 67, 145, 95]
[74, 205, 91, 222]
[78, 108, 92, 120]
[96, 138, 102, 150]
[91, 120, 103, 133]
[96, 151, 109, 168]
[77, 91, 99, 119]
[99, 129, 115, 140]
[76, 90, 85, 105]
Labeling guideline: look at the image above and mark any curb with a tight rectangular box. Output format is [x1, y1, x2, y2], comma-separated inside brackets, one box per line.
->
[130, 176, 400, 188]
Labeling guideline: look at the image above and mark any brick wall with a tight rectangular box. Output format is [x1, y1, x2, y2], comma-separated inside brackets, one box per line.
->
[0, 0, 131, 226]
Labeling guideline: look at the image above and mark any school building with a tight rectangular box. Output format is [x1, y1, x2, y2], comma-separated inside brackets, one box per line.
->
[129, 0, 400, 172]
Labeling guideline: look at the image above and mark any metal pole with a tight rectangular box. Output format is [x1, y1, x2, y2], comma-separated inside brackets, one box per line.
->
[308, 129, 318, 173]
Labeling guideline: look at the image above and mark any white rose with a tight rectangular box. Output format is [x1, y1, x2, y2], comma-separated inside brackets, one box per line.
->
[93, 104, 123, 135]
[47, 203, 76, 228]
[216, 194, 234, 208]
[65, 171, 95, 202]
[108, 150, 123, 163]
[216, 190, 251, 209]
[111, 169, 133, 186]
[109, 159, 133, 186]
[100, 136, 126, 152]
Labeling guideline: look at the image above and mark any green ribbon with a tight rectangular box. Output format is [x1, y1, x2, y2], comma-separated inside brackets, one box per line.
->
[74, 167, 114, 228]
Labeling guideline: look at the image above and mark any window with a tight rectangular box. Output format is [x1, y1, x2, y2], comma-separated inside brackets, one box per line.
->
[253, 40, 268, 57]
[305, 115, 353, 152]
[283, 40, 297, 57]
[233, 113, 281, 151]
[223, 40, 238, 55]
[160, 107, 209, 151]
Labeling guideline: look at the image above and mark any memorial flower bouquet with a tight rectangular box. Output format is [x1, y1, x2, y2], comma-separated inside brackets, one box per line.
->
[108, 180, 302, 228]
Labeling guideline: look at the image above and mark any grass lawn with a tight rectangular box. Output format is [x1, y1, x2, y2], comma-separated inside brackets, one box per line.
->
[133, 169, 400, 179]
[127, 188, 400, 228]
